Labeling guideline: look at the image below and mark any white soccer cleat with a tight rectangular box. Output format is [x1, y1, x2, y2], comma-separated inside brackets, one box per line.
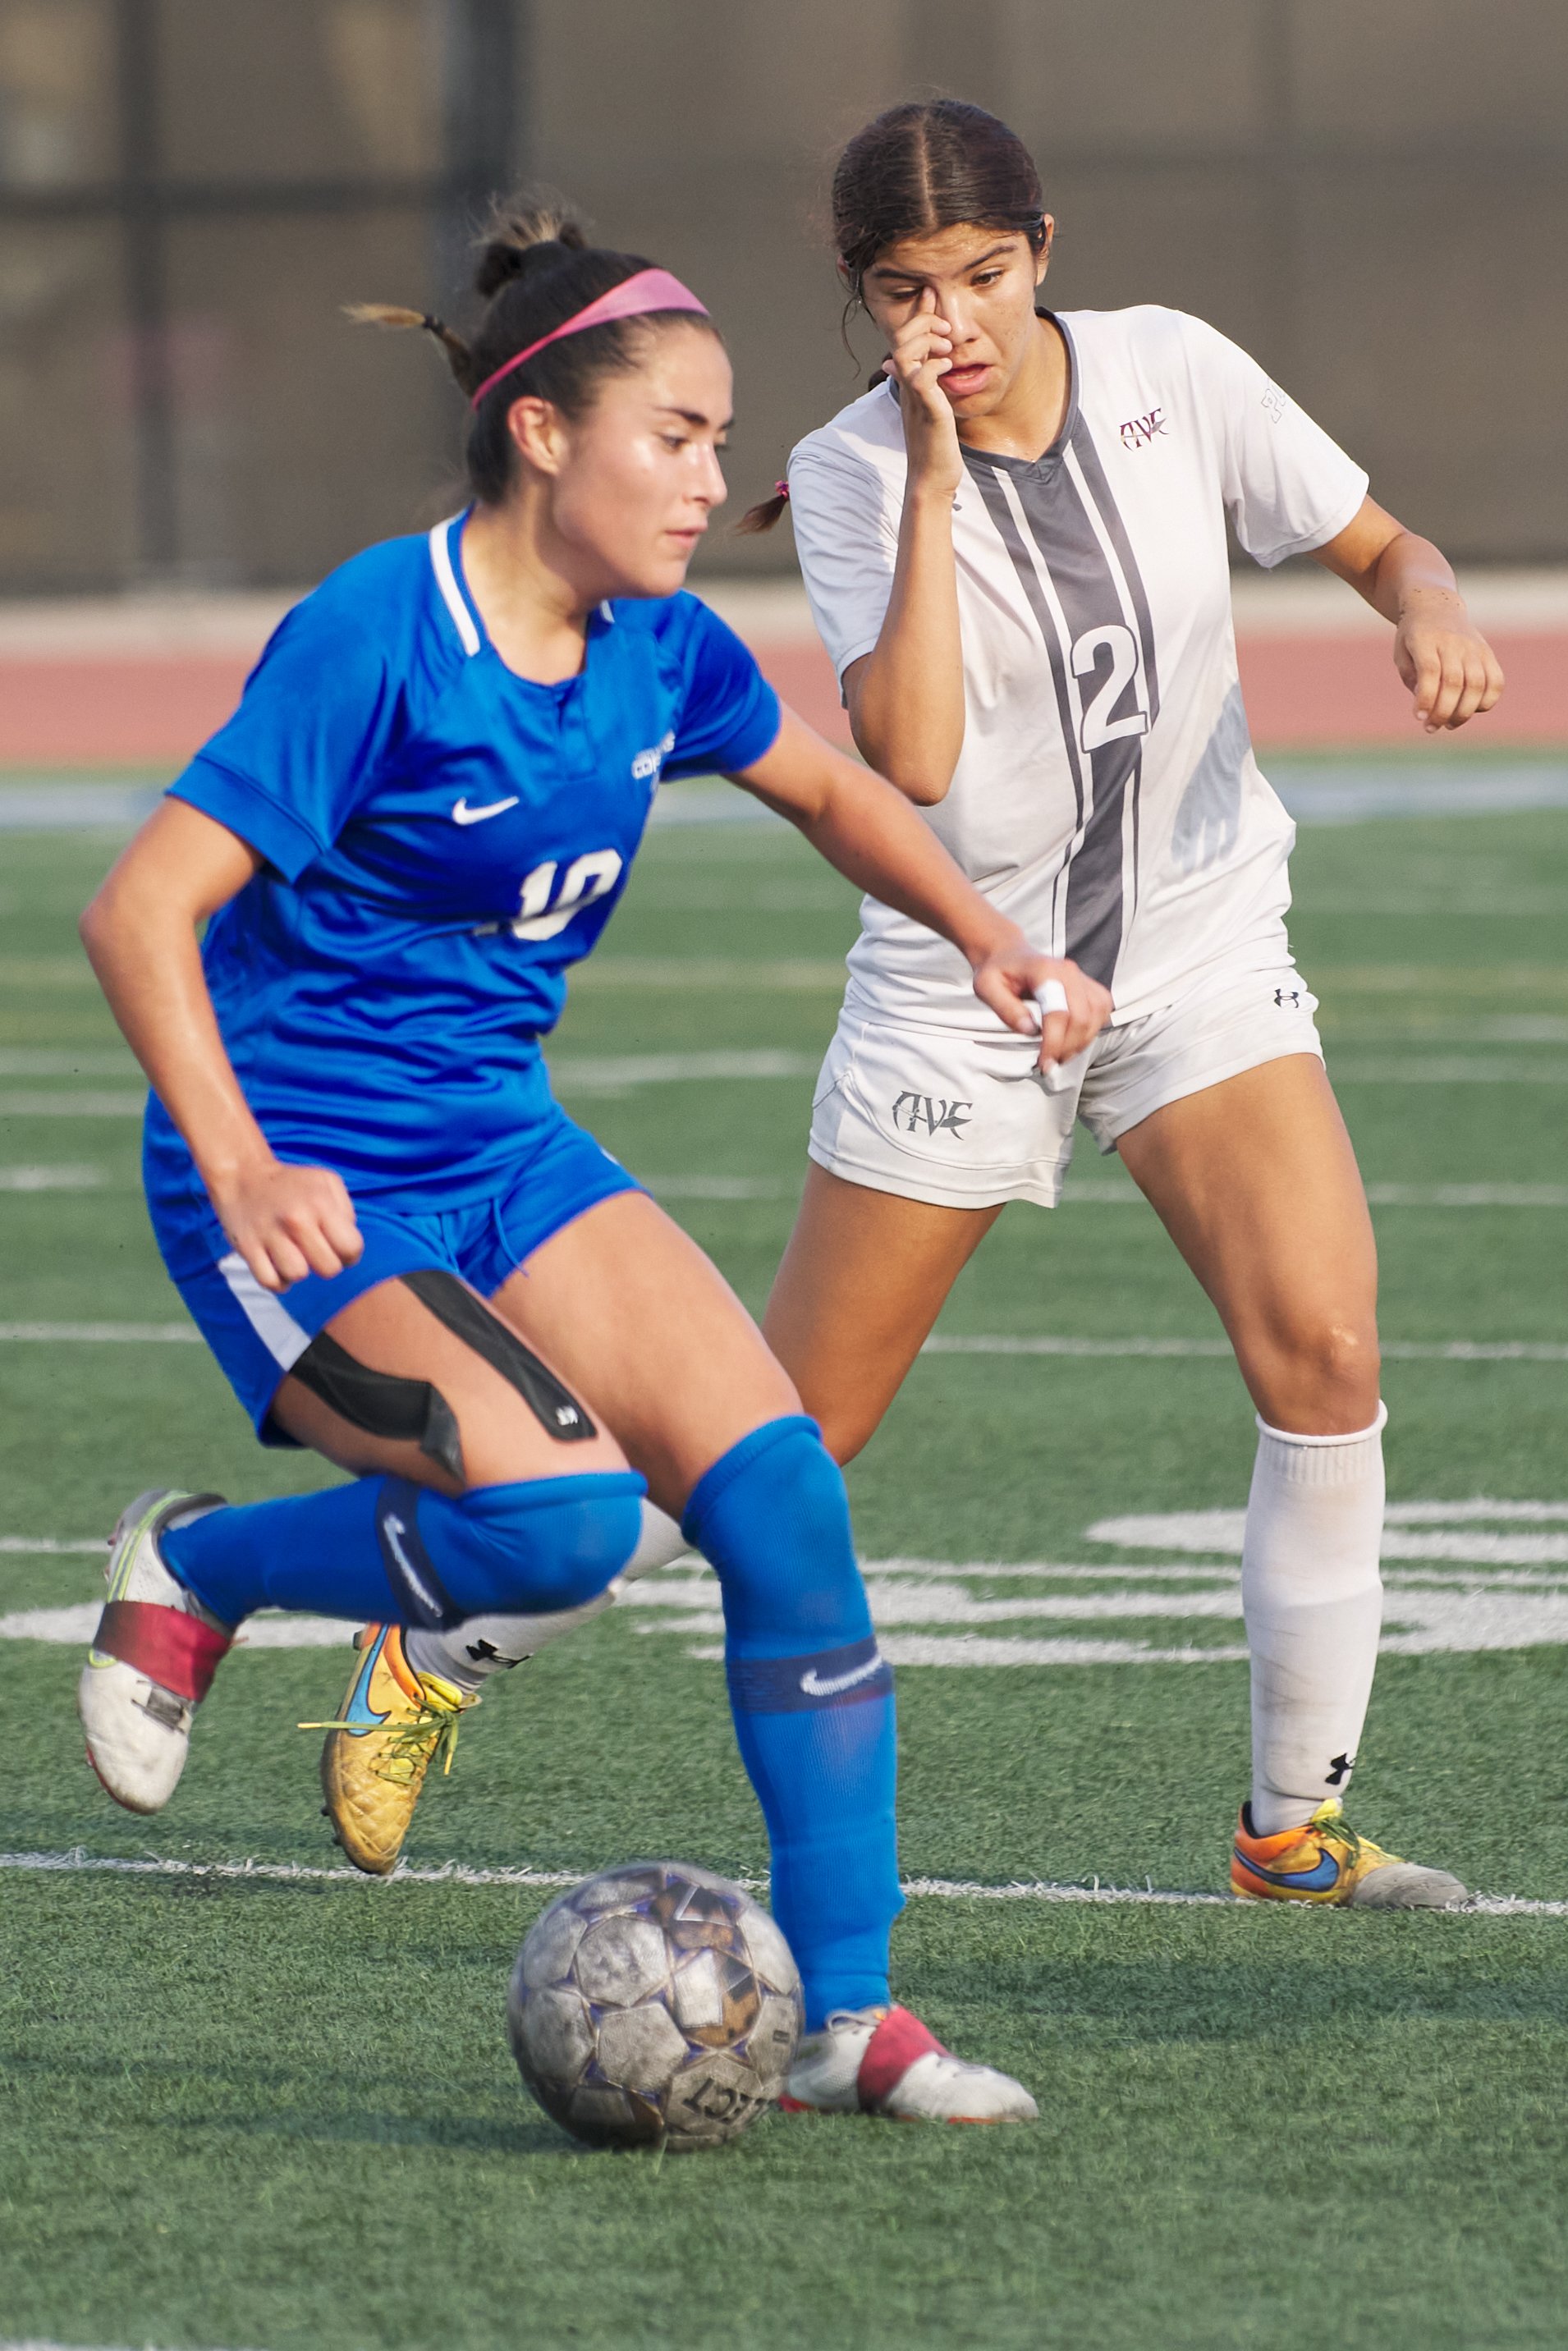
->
[781, 2004, 1038, 2124]
[78, 1488, 232, 1815]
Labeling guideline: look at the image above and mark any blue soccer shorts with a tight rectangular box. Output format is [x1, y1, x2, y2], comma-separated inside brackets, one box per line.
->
[144, 1105, 641, 1445]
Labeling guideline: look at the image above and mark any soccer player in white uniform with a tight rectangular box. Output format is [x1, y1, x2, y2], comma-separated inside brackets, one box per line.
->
[745, 99, 1505, 1907]
[368, 107, 1503, 1909]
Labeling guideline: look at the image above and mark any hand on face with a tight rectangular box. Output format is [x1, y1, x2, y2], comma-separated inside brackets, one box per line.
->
[864, 224, 1050, 441]
[882, 289, 965, 496]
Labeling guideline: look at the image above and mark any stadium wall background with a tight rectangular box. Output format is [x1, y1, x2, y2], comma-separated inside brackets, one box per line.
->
[1, 0, 1564, 594]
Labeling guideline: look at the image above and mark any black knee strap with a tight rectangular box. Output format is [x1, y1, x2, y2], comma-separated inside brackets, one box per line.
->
[399, 1269, 597, 1442]
[289, 1330, 466, 1482]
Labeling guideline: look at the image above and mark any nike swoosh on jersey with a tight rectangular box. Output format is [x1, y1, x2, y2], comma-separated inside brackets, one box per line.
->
[452, 795, 520, 825]
[799, 1651, 886, 1698]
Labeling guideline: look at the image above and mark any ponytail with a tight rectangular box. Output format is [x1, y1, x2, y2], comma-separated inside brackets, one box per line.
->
[349, 195, 721, 505]
[343, 304, 479, 394]
[737, 479, 791, 537]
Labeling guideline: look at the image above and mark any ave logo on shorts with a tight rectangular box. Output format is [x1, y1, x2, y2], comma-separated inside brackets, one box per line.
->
[892, 1091, 973, 1140]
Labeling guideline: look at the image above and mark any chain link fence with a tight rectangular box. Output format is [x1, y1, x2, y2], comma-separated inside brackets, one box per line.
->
[2, 0, 1564, 592]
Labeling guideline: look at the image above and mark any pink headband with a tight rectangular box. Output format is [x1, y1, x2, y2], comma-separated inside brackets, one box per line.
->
[469, 268, 708, 410]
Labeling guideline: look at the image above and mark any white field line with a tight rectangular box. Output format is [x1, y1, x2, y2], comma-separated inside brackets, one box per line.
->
[0, 1535, 103, 1554]
[0, 1322, 197, 1342]
[1087, 1510, 1568, 1562]
[15, 1054, 1568, 1114]
[0, 1092, 146, 1115]
[1331, 1058, 1568, 1084]
[1, 1325, 1562, 1356]
[548, 1051, 817, 1093]
[21, 1069, 1568, 1107]
[644, 1175, 795, 1199]
[7, 1168, 1559, 1208]
[0, 1052, 826, 1114]
[924, 1335, 1568, 1363]
[0, 1603, 355, 1645]
[1060, 1182, 1568, 1208]
[0, 1051, 138, 1076]
[0, 1164, 106, 1191]
[1364, 1183, 1568, 1207]
[571, 958, 846, 991]
[1, 1845, 1561, 1917]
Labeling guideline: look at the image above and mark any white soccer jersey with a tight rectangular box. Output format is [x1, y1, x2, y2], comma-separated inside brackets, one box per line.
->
[786, 306, 1369, 1029]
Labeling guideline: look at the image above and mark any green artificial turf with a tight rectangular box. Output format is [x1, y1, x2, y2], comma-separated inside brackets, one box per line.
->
[1, 799, 1566, 2349]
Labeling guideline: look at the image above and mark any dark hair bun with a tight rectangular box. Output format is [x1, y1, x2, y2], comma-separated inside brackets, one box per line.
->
[474, 203, 590, 300]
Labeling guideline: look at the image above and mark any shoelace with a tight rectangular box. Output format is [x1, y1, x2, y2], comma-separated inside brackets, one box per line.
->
[296, 1693, 466, 1785]
[377, 1698, 465, 1786]
[1308, 1799, 1367, 1864]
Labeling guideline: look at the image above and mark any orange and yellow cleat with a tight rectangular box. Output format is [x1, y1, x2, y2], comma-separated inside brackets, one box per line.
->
[1231, 1798, 1466, 1909]
[309, 1624, 475, 1877]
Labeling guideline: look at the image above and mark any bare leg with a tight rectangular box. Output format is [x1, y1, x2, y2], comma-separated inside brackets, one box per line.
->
[271, 1276, 630, 1488]
[488, 1189, 800, 1515]
[763, 1166, 1003, 1462]
[1118, 1054, 1387, 1834]
[1116, 1053, 1379, 1433]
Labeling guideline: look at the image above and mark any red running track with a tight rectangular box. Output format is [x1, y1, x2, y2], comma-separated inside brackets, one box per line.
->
[0, 630, 1563, 767]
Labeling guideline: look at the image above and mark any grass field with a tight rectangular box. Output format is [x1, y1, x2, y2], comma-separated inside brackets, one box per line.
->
[2, 776, 1567, 2350]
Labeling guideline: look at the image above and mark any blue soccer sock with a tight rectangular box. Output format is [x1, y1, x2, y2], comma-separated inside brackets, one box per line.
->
[162, 1470, 644, 1629]
[682, 1415, 902, 2031]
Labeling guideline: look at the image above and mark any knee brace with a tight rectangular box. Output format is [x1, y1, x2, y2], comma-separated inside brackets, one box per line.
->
[374, 1470, 644, 1629]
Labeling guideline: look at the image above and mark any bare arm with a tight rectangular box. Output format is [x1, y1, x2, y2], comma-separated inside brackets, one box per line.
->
[840, 291, 967, 805]
[1311, 495, 1505, 733]
[80, 798, 362, 1291]
[732, 706, 1111, 1066]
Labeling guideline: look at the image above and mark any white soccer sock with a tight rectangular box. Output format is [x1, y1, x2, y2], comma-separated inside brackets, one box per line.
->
[404, 1500, 694, 1695]
[1242, 1403, 1387, 1836]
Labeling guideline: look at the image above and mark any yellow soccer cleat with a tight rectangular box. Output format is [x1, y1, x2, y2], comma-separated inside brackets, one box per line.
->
[309, 1625, 475, 1877]
[1231, 1797, 1467, 1909]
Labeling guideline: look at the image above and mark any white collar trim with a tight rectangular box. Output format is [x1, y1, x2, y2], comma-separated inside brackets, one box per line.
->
[429, 516, 482, 657]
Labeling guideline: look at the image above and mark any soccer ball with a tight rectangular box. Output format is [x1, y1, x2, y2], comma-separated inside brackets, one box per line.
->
[507, 1859, 803, 2151]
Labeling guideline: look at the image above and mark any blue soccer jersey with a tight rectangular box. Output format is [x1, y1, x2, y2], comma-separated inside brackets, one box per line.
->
[154, 512, 781, 1198]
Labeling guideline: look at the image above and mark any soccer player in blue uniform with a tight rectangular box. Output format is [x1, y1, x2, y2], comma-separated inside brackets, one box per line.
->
[75, 203, 1107, 2123]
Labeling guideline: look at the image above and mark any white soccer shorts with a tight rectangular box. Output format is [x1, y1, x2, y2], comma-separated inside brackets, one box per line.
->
[807, 955, 1323, 1211]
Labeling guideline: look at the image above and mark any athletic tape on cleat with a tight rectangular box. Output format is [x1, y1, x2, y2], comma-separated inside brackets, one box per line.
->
[857, 2005, 949, 2110]
[90, 1600, 231, 1702]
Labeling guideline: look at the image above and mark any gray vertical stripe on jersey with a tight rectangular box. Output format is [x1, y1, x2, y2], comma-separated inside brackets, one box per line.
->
[1066, 413, 1162, 726]
[965, 456, 1085, 833]
[965, 424, 1157, 988]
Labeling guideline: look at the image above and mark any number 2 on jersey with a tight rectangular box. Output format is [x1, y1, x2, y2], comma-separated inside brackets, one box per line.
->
[1071, 623, 1149, 754]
